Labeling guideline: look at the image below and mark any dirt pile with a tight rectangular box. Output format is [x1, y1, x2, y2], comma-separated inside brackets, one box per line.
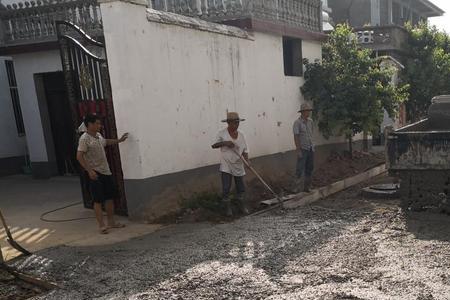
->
[171, 151, 385, 223]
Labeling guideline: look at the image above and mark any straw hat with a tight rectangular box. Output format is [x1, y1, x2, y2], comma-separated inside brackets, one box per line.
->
[298, 103, 313, 112]
[222, 112, 246, 122]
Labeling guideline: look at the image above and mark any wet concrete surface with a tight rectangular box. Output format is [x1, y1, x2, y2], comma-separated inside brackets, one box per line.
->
[10, 179, 450, 300]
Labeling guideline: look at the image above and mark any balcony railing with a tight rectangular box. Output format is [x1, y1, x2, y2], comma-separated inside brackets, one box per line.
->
[151, 0, 323, 33]
[355, 25, 408, 53]
[0, 0, 102, 46]
[0, 0, 321, 47]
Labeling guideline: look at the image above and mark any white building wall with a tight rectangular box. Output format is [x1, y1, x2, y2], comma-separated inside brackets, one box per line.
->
[0, 57, 26, 159]
[11, 50, 62, 162]
[101, 1, 349, 181]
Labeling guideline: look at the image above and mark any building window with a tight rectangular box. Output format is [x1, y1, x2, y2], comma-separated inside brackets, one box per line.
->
[5, 60, 26, 136]
[283, 37, 303, 77]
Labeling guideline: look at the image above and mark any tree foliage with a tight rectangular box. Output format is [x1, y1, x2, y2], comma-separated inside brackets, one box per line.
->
[301, 24, 409, 152]
[402, 22, 450, 121]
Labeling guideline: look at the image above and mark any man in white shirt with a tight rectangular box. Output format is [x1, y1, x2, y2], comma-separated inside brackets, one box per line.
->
[77, 114, 128, 234]
[212, 112, 249, 216]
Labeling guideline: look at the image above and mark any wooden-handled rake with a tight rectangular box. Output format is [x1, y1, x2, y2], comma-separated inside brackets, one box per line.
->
[232, 148, 285, 208]
[0, 209, 32, 256]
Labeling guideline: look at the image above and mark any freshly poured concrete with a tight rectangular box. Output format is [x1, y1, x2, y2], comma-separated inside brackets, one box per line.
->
[11, 176, 450, 300]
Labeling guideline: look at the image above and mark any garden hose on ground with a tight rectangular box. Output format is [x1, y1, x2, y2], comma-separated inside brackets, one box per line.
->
[40, 201, 104, 223]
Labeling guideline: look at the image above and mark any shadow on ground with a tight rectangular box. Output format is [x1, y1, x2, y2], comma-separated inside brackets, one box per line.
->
[405, 210, 450, 242]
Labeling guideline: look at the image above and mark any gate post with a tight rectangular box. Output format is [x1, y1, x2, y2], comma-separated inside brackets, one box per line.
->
[56, 21, 128, 215]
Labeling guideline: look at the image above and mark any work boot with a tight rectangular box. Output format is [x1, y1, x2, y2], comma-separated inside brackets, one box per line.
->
[223, 198, 233, 217]
[237, 194, 249, 215]
[304, 177, 312, 193]
[293, 178, 303, 193]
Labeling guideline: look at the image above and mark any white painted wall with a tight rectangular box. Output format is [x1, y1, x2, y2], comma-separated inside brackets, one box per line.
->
[101, 1, 349, 180]
[0, 57, 26, 158]
[11, 50, 62, 162]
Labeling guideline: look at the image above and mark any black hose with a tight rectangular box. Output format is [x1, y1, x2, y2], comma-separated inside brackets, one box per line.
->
[40, 201, 104, 223]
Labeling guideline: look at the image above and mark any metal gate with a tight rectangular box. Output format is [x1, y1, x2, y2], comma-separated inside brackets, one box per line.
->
[56, 21, 127, 215]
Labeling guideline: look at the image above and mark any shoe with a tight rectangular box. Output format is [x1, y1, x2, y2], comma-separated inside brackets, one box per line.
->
[237, 194, 249, 215]
[223, 198, 233, 217]
[304, 177, 312, 193]
[293, 178, 303, 193]
[107, 223, 126, 229]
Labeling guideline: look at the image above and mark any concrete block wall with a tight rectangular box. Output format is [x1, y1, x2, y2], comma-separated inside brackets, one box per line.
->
[100, 0, 365, 220]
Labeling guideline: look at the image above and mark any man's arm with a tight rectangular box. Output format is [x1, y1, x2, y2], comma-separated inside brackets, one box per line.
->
[212, 141, 235, 149]
[294, 134, 303, 157]
[293, 120, 303, 157]
[106, 133, 129, 146]
[76, 151, 98, 180]
[242, 152, 249, 161]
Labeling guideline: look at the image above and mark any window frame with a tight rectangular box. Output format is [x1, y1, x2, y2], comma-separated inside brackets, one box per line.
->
[282, 36, 303, 77]
[5, 60, 26, 137]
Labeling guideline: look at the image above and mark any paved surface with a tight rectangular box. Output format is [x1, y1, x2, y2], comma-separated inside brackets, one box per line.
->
[0, 176, 161, 261]
[10, 178, 450, 300]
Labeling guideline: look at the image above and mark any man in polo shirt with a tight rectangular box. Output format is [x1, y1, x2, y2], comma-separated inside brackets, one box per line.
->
[77, 114, 128, 234]
[293, 103, 315, 193]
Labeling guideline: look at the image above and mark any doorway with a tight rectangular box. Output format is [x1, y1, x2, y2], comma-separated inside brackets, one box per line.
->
[35, 71, 77, 176]
[44, 72, 77, 175]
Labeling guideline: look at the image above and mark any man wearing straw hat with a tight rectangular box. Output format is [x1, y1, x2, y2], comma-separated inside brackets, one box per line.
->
[212, 112, 249, 216]
[293, 103, 315, 193]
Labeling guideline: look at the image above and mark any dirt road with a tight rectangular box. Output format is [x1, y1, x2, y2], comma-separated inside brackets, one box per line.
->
[11, 179, 450, 300]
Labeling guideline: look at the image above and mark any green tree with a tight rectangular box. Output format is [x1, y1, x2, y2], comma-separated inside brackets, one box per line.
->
[301, 24, 408, 155]
[402, 22, 450, 121]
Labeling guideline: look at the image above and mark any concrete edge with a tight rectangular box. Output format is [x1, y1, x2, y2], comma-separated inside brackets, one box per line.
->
[251, 164, 387, 216]
[284, 164, 387, 209]
[146, 8, 254, 40]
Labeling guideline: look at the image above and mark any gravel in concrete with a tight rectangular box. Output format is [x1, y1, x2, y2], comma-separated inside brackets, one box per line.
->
[10, 183, 450, 300]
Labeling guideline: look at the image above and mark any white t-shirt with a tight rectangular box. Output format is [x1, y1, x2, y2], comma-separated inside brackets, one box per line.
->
[214, 129, 249, 176]
[77, 132, 112, 175]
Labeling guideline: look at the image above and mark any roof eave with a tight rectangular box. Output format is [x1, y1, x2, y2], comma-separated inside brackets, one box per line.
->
[419, 0, 445, 17]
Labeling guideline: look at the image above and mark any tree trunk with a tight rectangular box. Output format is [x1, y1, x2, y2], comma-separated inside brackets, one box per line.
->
[348, 135, 353, 158]
[363, 131, 369, 152]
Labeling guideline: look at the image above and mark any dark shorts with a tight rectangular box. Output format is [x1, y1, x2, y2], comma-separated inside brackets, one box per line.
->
[89, 172, 118, 203]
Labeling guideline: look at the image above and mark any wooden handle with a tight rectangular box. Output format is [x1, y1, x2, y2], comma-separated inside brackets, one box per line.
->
[0, 209, 13, 240]
[232, 149, 279, 199]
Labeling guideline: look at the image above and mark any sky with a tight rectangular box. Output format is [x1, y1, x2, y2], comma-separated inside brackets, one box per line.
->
[429, 0, 450, 32]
